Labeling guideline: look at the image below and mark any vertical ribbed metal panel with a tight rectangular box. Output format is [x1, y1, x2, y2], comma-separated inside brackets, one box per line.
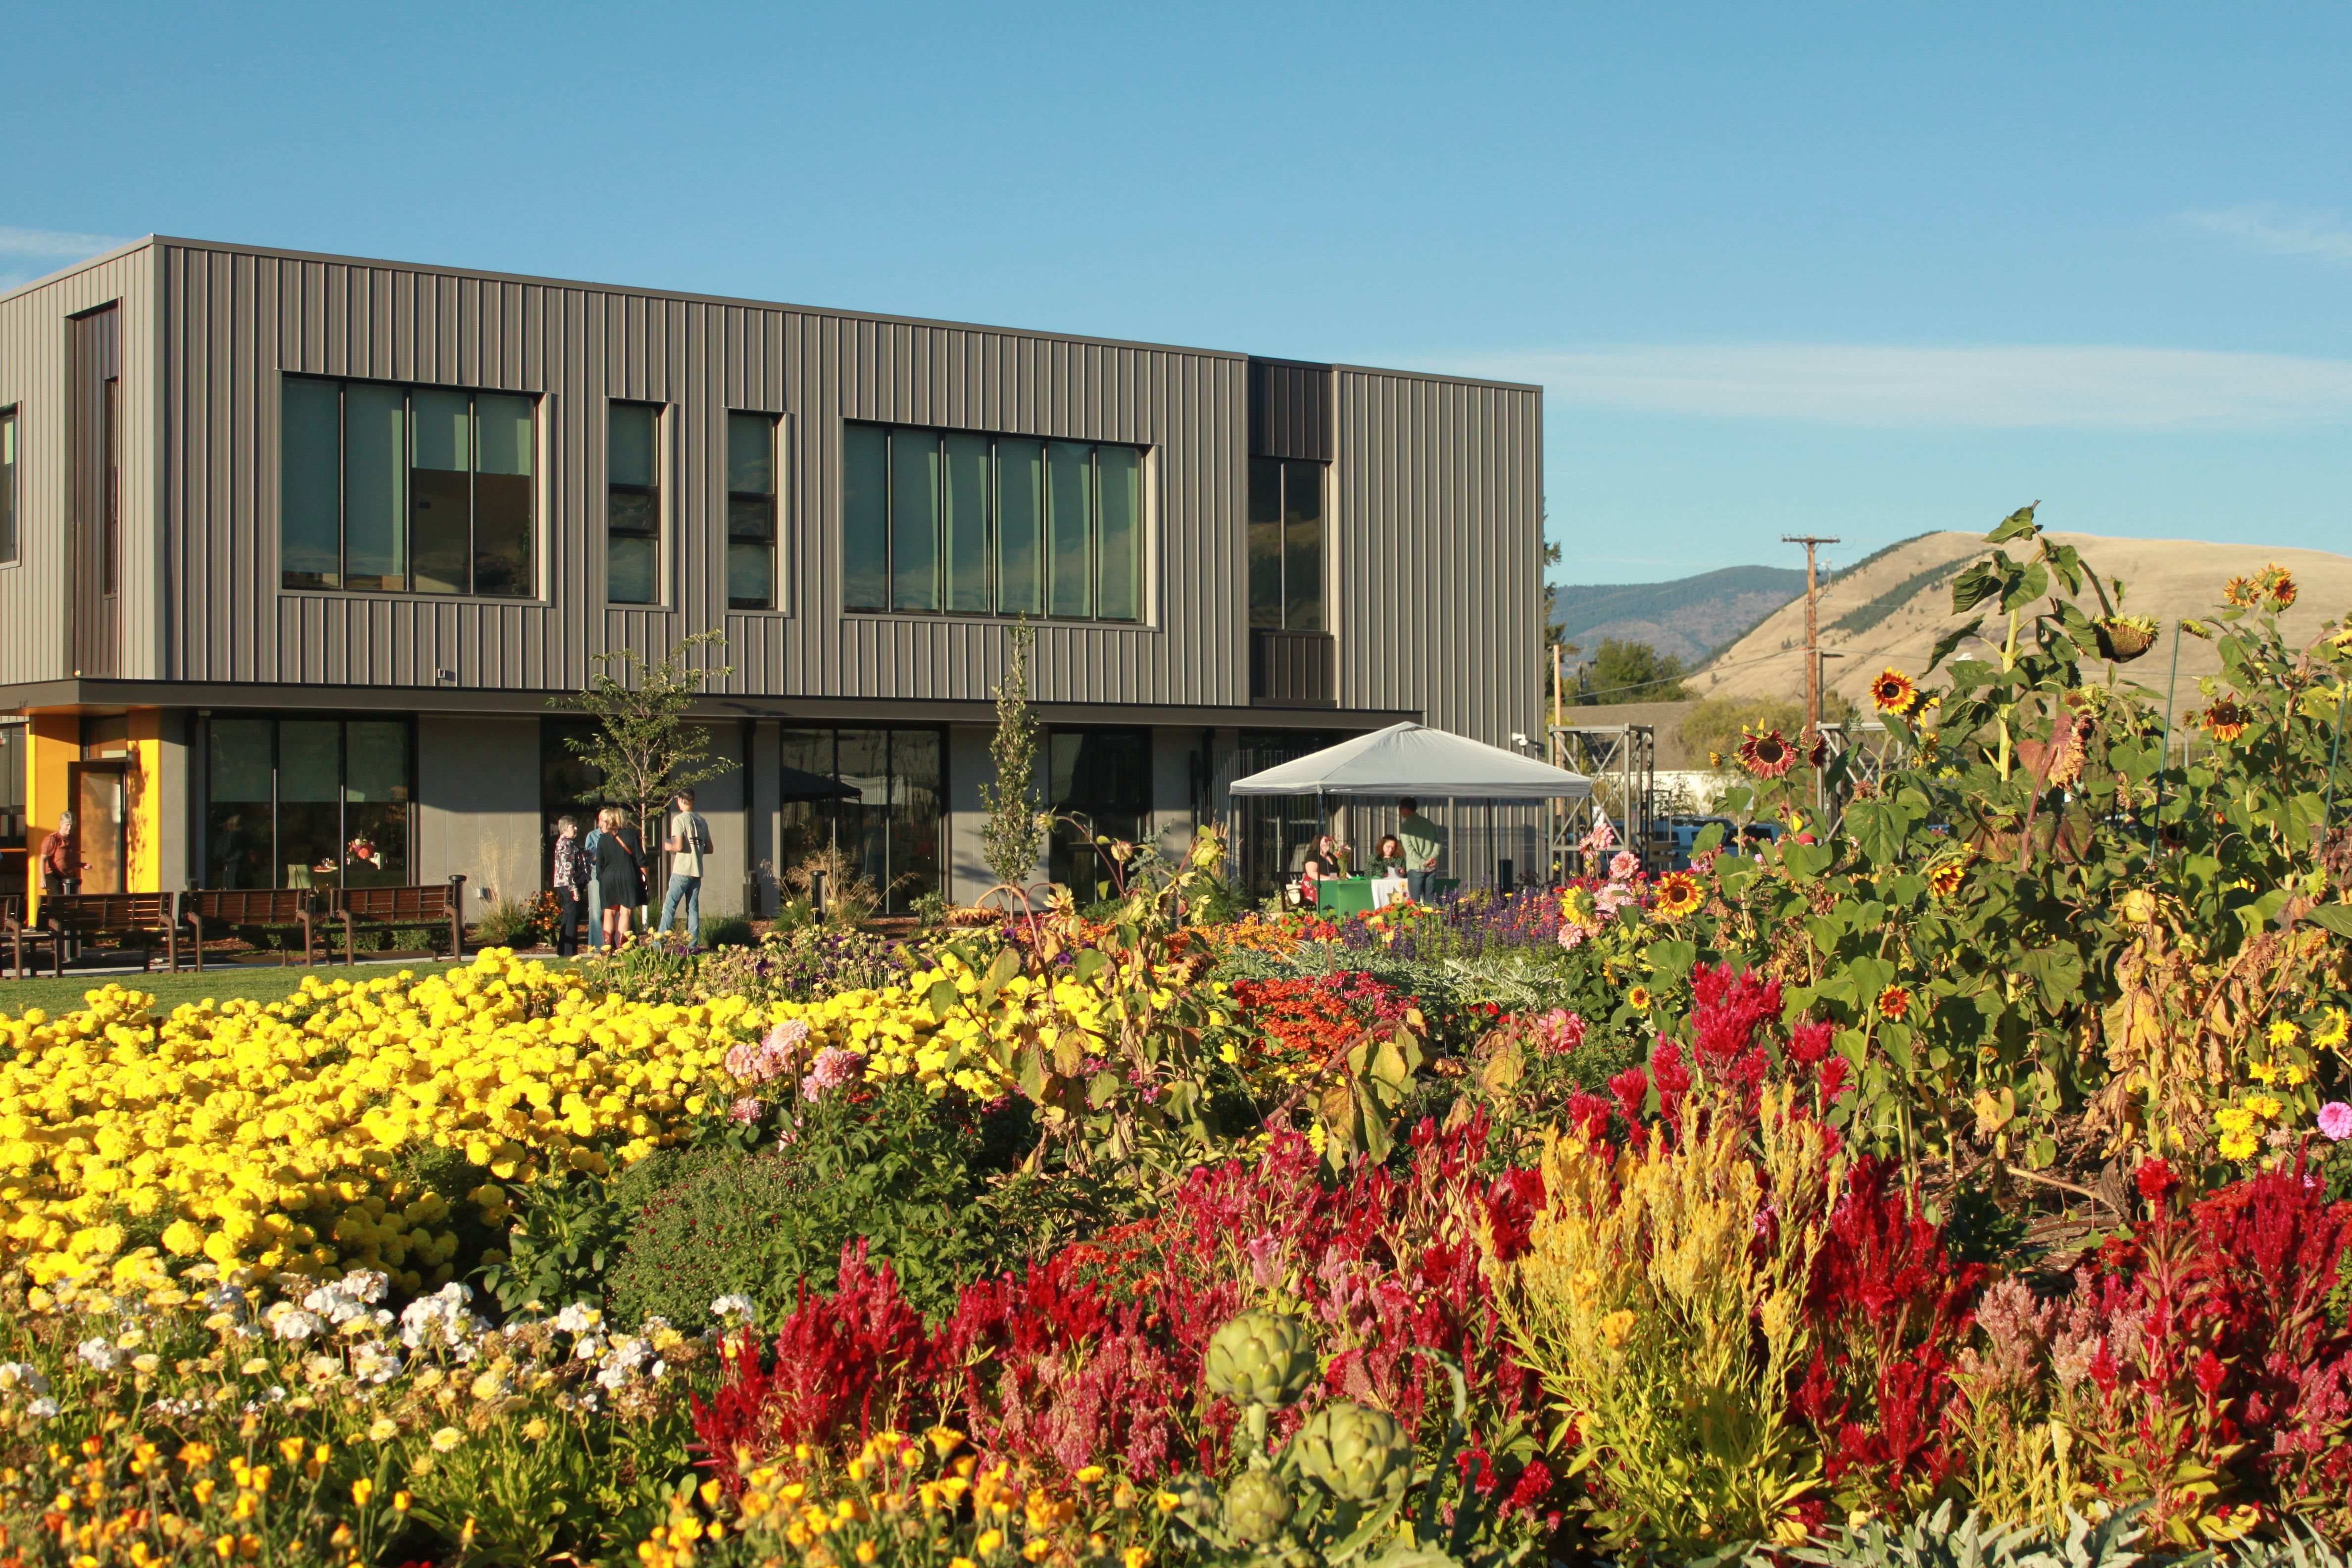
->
[0, 244, 158, 688]
[1247, 359, 1334, 461]
[0, 241, 1533, 750]
[1331, 366, 1543, 747]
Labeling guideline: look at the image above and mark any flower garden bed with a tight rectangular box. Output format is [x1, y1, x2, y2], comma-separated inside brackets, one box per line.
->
[5, 522, 2352, 1566]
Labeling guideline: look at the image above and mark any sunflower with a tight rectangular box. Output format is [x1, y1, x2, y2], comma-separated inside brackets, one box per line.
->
[2265, 564, 2298, 609]
[1626, 985, 1653, 1012]
[2202, 700, 2248, 742]
[2224, 574, 2261, 609]
[1738, 728, 1796, 780]
[2313, 1005, 2351, 1050]
[1926, 860, 1967, 898]
[1651, 872, 1703, 920]
[1875, 984, 1913, 1021]
[1869, 668, 1918, 716]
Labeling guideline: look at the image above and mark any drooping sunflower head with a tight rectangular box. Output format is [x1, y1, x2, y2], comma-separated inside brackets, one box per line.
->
[2202, 700, 2248, 742]
[1651, 872, 1703, 920]
[1875, 984, 1913, 1022]
[1738, 728, 1796, 780]
[1869, 668, 1918, 716]
[2263, 564, 2298, 609]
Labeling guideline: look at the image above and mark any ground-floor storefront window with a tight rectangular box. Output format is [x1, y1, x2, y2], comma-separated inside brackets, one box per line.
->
[778, 728, 941, 913]
[1047, 727, 1150, 898]
[202, 716, 412, 888]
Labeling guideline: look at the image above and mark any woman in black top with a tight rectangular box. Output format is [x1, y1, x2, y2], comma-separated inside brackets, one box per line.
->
[1299, 833, 1344, 904]
[593, 807, 644, 950]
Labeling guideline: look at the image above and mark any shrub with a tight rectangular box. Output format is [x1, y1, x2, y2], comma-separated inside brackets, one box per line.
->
[473, 896, 539, 949]
[701, 914, 755, 948]
[604, 1079, 1019, 1327]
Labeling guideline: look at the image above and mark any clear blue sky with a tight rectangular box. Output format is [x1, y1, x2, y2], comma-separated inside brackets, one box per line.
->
[6, 2, 2348, 584]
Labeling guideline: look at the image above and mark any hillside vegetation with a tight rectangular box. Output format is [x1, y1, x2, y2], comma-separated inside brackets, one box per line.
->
[1552, 564, 1808, 665]
[1695, 528, 2352, 705]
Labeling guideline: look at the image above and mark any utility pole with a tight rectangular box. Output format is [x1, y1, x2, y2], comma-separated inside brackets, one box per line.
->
[1781, 534, 1841, 771]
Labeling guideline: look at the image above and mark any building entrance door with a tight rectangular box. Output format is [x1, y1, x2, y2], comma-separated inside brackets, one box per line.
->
[69, 761, 128, 894]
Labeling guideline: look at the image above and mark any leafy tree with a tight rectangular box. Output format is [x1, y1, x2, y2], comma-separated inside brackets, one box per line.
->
[550, 630, 735, 856]
[980, 622, 1046, 899]
[1578, 638, 1691, 705]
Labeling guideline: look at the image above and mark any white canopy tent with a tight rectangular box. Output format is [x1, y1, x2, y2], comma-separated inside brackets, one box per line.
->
[1226, 721, 1592, 799]
[1226, 722, 1590, 893]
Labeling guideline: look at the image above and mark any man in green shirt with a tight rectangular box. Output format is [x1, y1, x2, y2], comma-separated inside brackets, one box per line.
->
[1397, 797, 1447, 903]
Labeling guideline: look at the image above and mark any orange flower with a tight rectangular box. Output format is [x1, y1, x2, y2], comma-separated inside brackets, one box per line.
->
[1626, 985, 1653, 1013]
[1926, 860, 1966, 898]
[2202, 700, 2247, 742]
[1738, 729, 1796, 780]
[1869, 668, 1918, 716]
[1876, 984, 1913, 1021]
[1651, 872, 1704, 919]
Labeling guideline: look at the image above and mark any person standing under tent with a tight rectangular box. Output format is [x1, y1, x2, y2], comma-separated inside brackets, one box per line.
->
[1396, 797, 1447, 904]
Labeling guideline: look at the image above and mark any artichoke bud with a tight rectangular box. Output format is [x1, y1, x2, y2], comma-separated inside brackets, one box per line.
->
[1221, 1468, 1296, 1545]
[1292, 1401, 1412, 1504]
[1204, 1308, 1319, 1409]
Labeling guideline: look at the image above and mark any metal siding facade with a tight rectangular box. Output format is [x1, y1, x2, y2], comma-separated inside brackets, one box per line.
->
[0, 245, 159, 687]
[6, 240, 1540, 759]
[1332, 366, 1543, 748]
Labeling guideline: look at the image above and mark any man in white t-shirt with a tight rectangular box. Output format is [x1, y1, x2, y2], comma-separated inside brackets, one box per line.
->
[657, 788, 713, 946]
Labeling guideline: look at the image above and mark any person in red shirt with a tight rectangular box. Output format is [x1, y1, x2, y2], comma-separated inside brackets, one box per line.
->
[38, 812, 81, 899]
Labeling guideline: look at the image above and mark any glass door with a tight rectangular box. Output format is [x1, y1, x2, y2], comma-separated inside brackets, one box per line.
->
[68, 761, 128, 894]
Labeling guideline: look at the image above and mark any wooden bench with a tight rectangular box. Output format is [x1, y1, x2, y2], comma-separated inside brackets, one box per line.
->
[183, 888, 327, 971]
[39, 893, 186, 977]
[333, 878, 467, 964]
[3, 893, 62, 980]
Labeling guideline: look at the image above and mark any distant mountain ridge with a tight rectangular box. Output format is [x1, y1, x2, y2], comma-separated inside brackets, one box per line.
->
[1552, 565, 1810, 667]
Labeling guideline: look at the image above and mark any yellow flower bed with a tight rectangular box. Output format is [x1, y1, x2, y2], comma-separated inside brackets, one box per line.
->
[0, 951, 753, 1290]
[771, 952, 1120, 1098]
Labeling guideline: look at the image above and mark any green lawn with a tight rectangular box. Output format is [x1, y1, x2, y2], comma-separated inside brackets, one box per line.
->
[0, 956, 510, 1018]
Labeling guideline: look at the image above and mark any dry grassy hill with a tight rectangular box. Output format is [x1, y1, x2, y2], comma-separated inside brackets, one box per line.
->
[1693, 531, 2352, 709]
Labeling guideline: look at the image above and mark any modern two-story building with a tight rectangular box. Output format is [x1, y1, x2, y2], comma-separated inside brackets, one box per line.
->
[0, 237, 1542, 920]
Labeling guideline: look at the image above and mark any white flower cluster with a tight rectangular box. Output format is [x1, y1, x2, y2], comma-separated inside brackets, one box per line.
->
[303, 1270, 395, 1332]
[709, 1294, 760, 1326]
[264, 1304, 326, 1342]
[76, 1336, 121, 1372]
[0, 1362, 56, 1421]
[399, 1282, 489, 1362]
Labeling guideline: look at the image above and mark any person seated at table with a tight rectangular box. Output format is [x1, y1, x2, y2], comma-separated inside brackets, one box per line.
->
[1299, 834, 1344, 903]
[1370, 834, 1407, 875]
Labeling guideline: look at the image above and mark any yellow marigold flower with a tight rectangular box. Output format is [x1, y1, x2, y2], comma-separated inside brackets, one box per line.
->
[2267, 1019, 2300, 1049]
[2215, 1107, 2256, 1135]
[1124, 1552, 1151, 1568]
[2247, 1095, 2284, 1121]
[2218, 1131, 2260, 1161]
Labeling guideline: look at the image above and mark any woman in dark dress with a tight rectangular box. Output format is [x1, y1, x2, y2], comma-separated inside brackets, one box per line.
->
[593, 807, 642, 950]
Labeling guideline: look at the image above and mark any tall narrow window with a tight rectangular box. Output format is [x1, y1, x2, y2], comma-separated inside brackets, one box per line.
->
[607, 402, 660, 604]
[280, 376, 536, 595]
[889, 430, 939, 611]
[474, 394, 536, 597]
[410, 389, 472, 594]
[1282, 458, 1324, 633]
[0, 408, 18, 566]
[842, 422, 1143, 623]
[1245, 456, 1325, 632]
[943, 432, 992, 612]
[100, 379, 118, 597]
[995, 438, 1044, 616]
[726, 412, 779, 611]
[281, 381, 341, 588]
[1096, 444, 1139, 622]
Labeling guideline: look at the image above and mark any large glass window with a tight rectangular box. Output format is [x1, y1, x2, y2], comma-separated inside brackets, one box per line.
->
[0, 407, 16, 566]
[200, 716, 412, 889]
[280, 376, 535, 596]
[1048, 728, 1152, 897]
[842, 422, 1143, 623]
[776, 727, 943, 913]
[607, 402, 661, 604]
[727, 412, 780, 611]
[1247, 456, 1325, 632]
